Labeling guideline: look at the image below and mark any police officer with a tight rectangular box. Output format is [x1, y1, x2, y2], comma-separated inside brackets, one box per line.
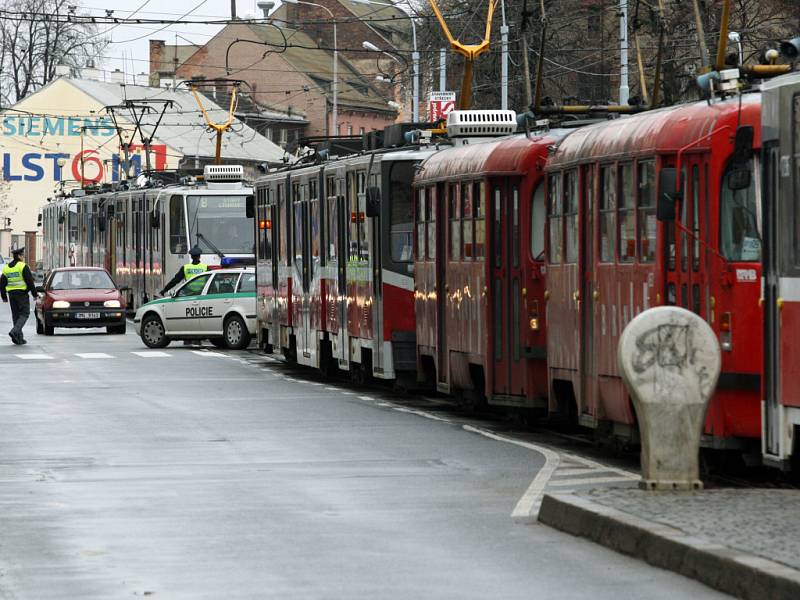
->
[0, 248, 38, 345]
[160, 245, 207, 296]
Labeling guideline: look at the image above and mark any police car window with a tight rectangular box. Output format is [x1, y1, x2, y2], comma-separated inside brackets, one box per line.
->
[176, 273, 210, 297]
[237, 273, 256, 293]
[206, 273, 239, 295]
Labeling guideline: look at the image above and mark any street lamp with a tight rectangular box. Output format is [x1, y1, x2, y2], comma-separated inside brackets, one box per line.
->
[283, 0, 338, 135]
[350, 0, 418, 123]
[256, 1, 274, 17]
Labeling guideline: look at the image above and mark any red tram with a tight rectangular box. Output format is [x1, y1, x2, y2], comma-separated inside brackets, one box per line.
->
[254, 141, 435, 380]
[412, 129, 566, 407]
[545, 96, 763, 447]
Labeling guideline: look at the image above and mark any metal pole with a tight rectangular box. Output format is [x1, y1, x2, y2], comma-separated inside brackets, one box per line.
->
[332, 21, 338, 135]
[230, 0, 236, 19]
[439, 48, 446, 91]
[411, 19, 419, 123]
[691, 0, 710, 67]
[619, 0, 629, 106]
[500, 0, 508, 110]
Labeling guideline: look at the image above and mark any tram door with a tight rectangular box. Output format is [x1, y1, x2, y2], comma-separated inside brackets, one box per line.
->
[294, 186, 311, 360]
[763, 141, 782, 459]
[435, 183, 447, 386]
[490, 178, 525, 397]
[665, 157, 708, 318]
[580, 166, 597, 419]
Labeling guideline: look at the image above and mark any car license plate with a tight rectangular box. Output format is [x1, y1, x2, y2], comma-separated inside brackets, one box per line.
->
[75, 312, 101, 319]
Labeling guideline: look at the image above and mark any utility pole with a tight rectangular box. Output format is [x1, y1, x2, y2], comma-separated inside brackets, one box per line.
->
[500, 0, 508, 109]
[520, 0, 533, 107]
[691, 0, 710, 66]
[439, 48, 446, 91]
[619, 0, 629, 106]
[231, 0, 237, 19]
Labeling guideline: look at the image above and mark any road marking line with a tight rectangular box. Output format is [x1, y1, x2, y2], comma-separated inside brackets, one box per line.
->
[548, 475, 639, 486]
[131, 351, 171, 358]
[75, 353, 114, 359]
[552, 467, 609, 477]
[461, 425, 561, 519]
[559, 452, 638, 479]
[390, 406, 451, 423]
[15, 354, 53, 360]
[358, 395, 375, 402]
[191, 350, 225, 357]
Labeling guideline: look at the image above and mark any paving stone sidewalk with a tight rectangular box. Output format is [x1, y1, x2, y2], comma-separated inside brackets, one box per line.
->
[539, 487, 800, 600]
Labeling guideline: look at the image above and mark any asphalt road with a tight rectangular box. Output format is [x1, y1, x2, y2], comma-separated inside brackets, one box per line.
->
[0, 308, 729, 599]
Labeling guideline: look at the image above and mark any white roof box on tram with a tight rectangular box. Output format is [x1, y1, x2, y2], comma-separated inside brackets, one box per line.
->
[204, 165, 244, 182]
[446, 110, 517, 139]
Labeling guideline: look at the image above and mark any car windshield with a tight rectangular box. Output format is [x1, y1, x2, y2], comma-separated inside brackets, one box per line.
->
[186, 195, 253, 255]
[50, 270, 114, 290]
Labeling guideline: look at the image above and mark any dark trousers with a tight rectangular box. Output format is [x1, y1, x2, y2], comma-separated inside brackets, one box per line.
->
[8, 291, 30, 339]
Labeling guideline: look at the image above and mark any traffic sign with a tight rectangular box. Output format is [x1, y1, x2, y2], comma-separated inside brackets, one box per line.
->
[428, 91, 456, 121]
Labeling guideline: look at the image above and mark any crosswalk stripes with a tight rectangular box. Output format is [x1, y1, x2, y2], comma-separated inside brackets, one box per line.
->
[74, 353, 114, 359]
[544, 452, 638, 491]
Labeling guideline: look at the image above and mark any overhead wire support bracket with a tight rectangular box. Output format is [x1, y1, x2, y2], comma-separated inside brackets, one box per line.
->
[104, 99, 174, 180]
[428, 0, 496, 110]
[190, 80, 240, 165]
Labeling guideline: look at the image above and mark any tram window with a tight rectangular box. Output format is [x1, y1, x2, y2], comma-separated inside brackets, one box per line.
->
[474, 181, 486, 260]
[389, 162, 414, 263]
[277, 184, 286, 264]
[618, 163, 635, 263]
[493, 187, 502, 267]
[462, 183, 473, 260]
[720, 160, 760, 262]
[450, 184, 461, 260]
[294, 202, 303, 266]
[692, 166, 700, 271]
[564, 170, 578, 264]
[328, 197, 337, 261]
[681, 167, 689, 271]
[638, 162, 656, 262]
[531, 183, 546, 260]
[169, 195, 186, 254]
[311, 200, 320, 264]
[416, 188, 426, 260]
[600, 166, 617, 263]
[548, 173, 563, 264]
[427, 187, 436, 260]
[512, 186, 520, 267]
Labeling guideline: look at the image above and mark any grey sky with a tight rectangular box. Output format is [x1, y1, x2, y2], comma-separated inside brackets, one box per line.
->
[89, 1, 270, 79]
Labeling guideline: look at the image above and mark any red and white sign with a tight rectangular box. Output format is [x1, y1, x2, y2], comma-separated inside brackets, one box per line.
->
[428, 91, 456, 122]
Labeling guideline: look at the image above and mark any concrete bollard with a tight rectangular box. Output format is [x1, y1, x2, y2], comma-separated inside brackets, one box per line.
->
[618, 306, 721, 491]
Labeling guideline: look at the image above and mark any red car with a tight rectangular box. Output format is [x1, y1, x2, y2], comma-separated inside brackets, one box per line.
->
[35, 267, 128, 335]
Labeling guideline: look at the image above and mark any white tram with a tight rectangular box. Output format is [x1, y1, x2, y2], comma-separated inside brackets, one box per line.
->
[41, 165, 255, 311]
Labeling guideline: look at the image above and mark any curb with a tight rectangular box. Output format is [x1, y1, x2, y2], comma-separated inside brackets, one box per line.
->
[538, 492, 800, 600]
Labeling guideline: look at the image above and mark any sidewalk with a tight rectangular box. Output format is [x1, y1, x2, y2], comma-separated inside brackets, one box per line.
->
[539, 487, 800, 599]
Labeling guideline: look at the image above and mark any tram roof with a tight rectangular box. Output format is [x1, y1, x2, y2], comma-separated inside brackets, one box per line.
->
[414, 132, 570, 185]
[547, 94, 761, 169]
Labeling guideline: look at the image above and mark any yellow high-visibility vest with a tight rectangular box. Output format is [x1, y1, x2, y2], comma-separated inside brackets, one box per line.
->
[183, 263, 208, 279]
[2, 261, 27, 292]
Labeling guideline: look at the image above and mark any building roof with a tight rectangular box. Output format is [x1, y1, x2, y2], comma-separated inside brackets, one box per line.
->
[245, 23, 395, 113]
[64, 77, 288, 163]
[340, 0, 412, 39]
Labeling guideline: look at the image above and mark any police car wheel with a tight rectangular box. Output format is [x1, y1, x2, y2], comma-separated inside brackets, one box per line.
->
[223, 315, 250, 350]
[141, 314, 170, 348]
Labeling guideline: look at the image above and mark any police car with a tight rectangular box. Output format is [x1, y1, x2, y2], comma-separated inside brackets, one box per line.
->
[134, 267, 256, 349]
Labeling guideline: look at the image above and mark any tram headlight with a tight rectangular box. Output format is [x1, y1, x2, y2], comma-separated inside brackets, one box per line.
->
[52, 300, 70, 308]
[104, 300, 121, 308]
